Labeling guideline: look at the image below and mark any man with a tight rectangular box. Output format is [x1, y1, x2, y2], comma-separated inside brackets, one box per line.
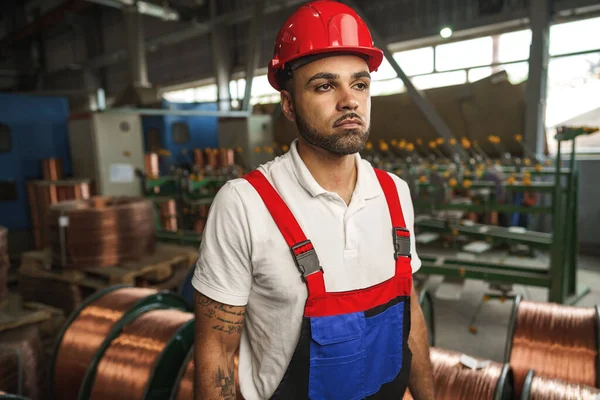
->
[193, 1, 435, 399]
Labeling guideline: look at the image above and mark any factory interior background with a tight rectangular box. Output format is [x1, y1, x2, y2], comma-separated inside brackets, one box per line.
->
[0, 0, 599, 399]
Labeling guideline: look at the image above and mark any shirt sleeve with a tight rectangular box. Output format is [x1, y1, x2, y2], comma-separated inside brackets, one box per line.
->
[391, 174, 422, 274]
[192, 180, 253, 306]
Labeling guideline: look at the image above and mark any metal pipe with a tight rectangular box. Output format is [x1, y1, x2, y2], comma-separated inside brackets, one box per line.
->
[81, 0, 307, 71]
[242, 0, 266, 111]
[84, 0, 179, 20]
[102, 107, 252, 117]
[525, 0, 551, 158]
[123, 5, 149, 86]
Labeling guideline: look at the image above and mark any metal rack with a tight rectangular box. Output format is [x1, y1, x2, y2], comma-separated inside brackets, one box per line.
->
[411, 126, 597, 304]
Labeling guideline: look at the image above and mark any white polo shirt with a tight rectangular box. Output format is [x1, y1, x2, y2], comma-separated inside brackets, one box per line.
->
[192, 139, 421, 400]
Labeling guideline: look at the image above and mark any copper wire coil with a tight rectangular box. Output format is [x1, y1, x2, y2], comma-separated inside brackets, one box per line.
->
[159, 200, 178, 232]
[219, 148, 235, 168]
[144, 153, 159, 178]
[508, 300, 598, 397]
[204, 148, 218, 169]
[42, 158, 63, 181]
[193, 219, 205, 234]
[27, 181, 92, 249]
[403, 347, 512, 400]
[53, 287, 159, 400]
[0, 325, 46, 400]
[193, 149, 204, 169]
[89, 308, 193, 400]
[47, 197, 156, 269]
[525, 373, 600, 400]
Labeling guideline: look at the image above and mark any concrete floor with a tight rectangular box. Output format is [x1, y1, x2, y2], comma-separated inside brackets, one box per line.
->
[417, 251, 600, 363]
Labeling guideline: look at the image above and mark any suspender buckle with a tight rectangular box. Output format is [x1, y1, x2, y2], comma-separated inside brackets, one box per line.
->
[393, 227, 411, 260]
[291, 240, 322, 279]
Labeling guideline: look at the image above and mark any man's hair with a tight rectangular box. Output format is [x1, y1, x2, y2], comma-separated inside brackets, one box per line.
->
[275, 65, 294, 93]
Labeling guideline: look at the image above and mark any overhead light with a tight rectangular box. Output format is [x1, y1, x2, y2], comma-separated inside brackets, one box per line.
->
[440, 27, 453, 38]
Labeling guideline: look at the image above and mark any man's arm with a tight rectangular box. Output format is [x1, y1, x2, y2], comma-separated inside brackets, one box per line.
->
[407, 285, 435, 400]
[194, 291, 245, 400]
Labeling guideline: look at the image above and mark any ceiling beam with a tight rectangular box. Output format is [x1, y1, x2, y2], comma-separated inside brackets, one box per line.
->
[79, 0, 306, 71]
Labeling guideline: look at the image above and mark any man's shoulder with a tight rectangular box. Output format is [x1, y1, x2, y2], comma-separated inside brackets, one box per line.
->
[213, 153, 292, 206]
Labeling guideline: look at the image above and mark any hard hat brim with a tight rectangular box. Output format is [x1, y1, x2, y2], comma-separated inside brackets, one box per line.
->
[268, 46, 384, 91]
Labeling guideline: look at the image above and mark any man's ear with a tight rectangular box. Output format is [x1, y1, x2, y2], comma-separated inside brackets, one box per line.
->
[280, 90, 296, 122]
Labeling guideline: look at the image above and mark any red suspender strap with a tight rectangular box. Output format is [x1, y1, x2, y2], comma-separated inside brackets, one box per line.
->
[373, 169, 412, 266]
[243, 170, 326, 296]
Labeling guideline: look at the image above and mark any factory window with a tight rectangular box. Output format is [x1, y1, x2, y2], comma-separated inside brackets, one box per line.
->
[171, 122, 190, 144]
[163, 84, 218, 103]
[498, 30, 532, 63]
[550, 17, 600, 57]
[393, 47, 435, 76]
[0, 123, 11, 153]
[412, 70, 467, 90]
[435, 37, 494, 72]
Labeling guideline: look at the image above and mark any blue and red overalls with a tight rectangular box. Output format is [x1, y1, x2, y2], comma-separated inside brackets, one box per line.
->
[244, 168, 413, 399]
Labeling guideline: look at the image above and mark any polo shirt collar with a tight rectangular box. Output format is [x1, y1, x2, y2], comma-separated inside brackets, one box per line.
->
[288, 139, 383, 200]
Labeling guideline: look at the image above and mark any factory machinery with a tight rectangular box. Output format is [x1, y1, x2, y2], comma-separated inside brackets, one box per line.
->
[142, 123, 598, 307]
[363, 126, 598, 306]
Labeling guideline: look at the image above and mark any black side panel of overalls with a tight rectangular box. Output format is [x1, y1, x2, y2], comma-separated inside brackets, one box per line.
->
[367, 296, 412, 399]
[269, 318, 311, 400]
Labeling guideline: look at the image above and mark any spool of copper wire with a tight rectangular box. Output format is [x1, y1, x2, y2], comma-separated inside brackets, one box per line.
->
[42, 158, 63, 181]
[205, 148, 218, 170]
[219, 148, 235, 168]
[47, 196, 156, 269]
[505, 297, 599, 397]
[403, 347, 513, 400]
[0, 227, 8, 304]
[159, 200, 178, 232]
[28, 180, 92, 249]
[193, 149, 204, 170]
[521, 369, 600, 400]
[51, 285, 189, 400]
[193, 219, 205, 234]
[0, 324, 47, 400]
[87, 308, 194, 400]
[144, 153, 160, 179]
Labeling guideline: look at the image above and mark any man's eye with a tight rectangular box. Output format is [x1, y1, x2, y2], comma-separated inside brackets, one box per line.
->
[355, 82, 369, 90]
[317, 84, 332, 91]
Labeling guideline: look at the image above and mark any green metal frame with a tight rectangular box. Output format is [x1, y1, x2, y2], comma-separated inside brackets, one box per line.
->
[169, 347, 194, 400]
[413, 127, 597, 304]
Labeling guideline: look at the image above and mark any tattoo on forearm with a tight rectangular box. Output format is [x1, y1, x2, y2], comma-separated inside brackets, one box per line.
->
[198, 294, 246, 335]
[216, 367, 236, 399]
[197, 294, 215, 307]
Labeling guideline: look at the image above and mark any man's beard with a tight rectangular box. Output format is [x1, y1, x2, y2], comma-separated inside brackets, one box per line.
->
[295, 112, 370, 156]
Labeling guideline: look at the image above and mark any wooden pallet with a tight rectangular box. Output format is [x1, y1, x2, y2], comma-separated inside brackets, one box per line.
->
[0, 293, 55, 334]
[19, 243, 199, 290]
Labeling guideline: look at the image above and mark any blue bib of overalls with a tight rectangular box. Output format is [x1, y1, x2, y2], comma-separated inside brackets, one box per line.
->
[245, 168, 413, 399]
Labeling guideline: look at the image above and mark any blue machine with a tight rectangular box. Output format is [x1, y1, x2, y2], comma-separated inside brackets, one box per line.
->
[0, 94, 71, 230]
[141, 100, 219, 175]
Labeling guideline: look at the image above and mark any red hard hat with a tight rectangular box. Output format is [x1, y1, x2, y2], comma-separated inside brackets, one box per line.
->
[267, 0, 384, 91]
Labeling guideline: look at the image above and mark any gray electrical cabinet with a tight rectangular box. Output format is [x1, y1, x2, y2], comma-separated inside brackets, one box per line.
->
[218, 115, 274, 170]
[68, 112, 145, 196]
